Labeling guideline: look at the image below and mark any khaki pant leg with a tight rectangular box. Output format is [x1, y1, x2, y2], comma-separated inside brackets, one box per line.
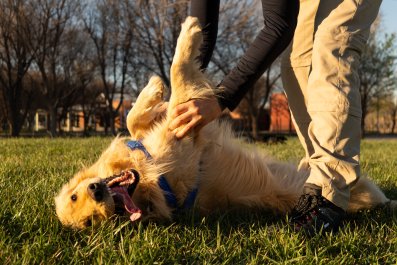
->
[281, 0, 319, 168]
[281, 66, 313, 168]
[305, 0, 382, 210]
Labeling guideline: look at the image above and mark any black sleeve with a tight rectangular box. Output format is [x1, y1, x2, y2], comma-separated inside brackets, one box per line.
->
[191, 0, 299, 111]
[190, 0, 220, 71]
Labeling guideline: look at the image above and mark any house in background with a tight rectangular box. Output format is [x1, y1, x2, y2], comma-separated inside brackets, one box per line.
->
[225, 92, 295, 135]
[269, 93, 295, 133]
[34, 110, 48, 131]
[29, 91, 296, 135]
[32, 94, 135, 134]
[8, 89, 396, 136]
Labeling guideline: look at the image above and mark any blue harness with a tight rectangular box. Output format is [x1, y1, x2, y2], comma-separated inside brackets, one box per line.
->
[126, 140, 198, 210]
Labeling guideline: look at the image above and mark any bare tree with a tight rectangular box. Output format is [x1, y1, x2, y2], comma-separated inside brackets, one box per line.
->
[209, 1, 260, 79]
[22, 71, 47, 133]
[60, 28, 101, 135]
[369, 93, 397, 134]
[359, 21, 397, 135]
[83, 0, 133, 135]
[237, 65, 281, 139]
[30, 0, 81, 136]
[0, 0, 312, 138]
[55, 27, 97, 135]
[390, 95, 397, 134]
[124, 0, 189, 88]
[208, 0, 280, 138]
[72, 37, 98, 136]
[0, 86, 8, 132]
[123, 0, 265, 93]
[0, 0, 37, 136]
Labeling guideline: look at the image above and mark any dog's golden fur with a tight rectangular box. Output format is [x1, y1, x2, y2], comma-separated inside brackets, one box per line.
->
[55, 17, 395, 229]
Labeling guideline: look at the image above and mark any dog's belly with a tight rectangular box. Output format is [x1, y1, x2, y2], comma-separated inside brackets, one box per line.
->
[193, 127, 307, 214]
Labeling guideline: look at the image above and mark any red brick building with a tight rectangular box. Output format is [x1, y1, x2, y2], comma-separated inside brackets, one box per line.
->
[269, 93, 295, 133]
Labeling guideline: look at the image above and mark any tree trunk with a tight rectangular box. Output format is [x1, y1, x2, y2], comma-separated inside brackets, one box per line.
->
[251, 117, 258, 140]
[7, 88, 22, 137]
[49, 106, 58, 137]
[9, 112, 21, 137]
[109, 110, 116, 136]
[390, 109, 397, 134]
[103, 112, 110, 135]
[83, 112, 90, 136]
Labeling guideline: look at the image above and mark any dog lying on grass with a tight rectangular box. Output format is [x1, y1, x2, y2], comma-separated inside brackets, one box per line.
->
[55, 17, 396, 229]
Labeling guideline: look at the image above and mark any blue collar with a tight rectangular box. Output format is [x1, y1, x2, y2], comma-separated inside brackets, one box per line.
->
[126, 140, 197, 210]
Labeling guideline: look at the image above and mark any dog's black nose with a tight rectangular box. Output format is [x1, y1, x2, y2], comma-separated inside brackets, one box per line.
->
[88, 183, 99, 190]
[87, 182, 104, 202]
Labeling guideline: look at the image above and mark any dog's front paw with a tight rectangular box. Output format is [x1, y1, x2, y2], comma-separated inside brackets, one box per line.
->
[127, 76, 166, 138]
[141, 76, 164, 102]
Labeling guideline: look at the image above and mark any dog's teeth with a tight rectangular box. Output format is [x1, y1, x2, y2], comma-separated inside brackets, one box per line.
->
[120, 178, 134, 186]
[105, 171, 134, 188]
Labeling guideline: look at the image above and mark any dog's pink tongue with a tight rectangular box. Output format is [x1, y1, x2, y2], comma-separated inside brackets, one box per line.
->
[112, 186, 142, 222]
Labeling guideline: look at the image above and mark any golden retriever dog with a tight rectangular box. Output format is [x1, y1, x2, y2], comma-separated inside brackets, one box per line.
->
[55, 17, 396, 229]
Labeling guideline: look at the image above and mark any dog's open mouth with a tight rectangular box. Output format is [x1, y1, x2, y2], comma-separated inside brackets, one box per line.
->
[104, 169, 142, 222]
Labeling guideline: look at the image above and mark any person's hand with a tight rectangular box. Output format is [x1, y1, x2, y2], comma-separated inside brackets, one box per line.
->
[169, 97, 222, 139]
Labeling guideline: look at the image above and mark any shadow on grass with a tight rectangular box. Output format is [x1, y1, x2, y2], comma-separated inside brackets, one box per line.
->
[183, 207, 395, 235]
[51, 191, 397, 244]
[381, 186, 397, 200]
[56, 202, 397, 239]
[184, 210, 283, 236]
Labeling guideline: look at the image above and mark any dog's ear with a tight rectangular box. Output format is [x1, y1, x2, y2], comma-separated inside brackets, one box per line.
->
[66, 167, 97, 190]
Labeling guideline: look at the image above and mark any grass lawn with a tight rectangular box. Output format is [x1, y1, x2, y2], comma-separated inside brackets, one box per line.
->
[0, 137, 396, 264]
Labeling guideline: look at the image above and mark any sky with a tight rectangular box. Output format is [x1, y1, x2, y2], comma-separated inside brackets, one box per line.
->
[380, 0, 397, 34]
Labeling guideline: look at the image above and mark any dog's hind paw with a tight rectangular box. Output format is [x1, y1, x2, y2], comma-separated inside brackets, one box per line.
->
[180, 16, 202, 39]
[173, 16, 203, 64]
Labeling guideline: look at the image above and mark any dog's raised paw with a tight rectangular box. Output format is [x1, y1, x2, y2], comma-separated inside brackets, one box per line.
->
[143, 76, 164, 101]
[181, 16, 201, 33]
[179, 16, 202, 45]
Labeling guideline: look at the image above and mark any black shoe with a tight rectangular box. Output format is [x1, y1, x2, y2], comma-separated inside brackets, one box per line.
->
[290, 185, 345, 236]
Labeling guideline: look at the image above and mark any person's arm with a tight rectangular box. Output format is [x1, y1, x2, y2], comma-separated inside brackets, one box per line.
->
[219, 0, 299, 111]
[169, 0, 222, 139]
[190, 0, 220, 71]
[170, 0, 299, 138]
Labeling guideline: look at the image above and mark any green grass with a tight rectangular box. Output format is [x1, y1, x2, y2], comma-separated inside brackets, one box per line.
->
[0, 137, 396, 264]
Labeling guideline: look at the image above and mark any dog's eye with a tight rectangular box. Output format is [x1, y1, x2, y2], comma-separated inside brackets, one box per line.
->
[71, 194, 77, 201]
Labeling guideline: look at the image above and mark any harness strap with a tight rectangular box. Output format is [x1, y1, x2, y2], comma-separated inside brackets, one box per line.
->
[158, 175, 178, 209]
[126, 140, 197, 210]
[127, 140, 153, 159]
[183, 186, 198, 209]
